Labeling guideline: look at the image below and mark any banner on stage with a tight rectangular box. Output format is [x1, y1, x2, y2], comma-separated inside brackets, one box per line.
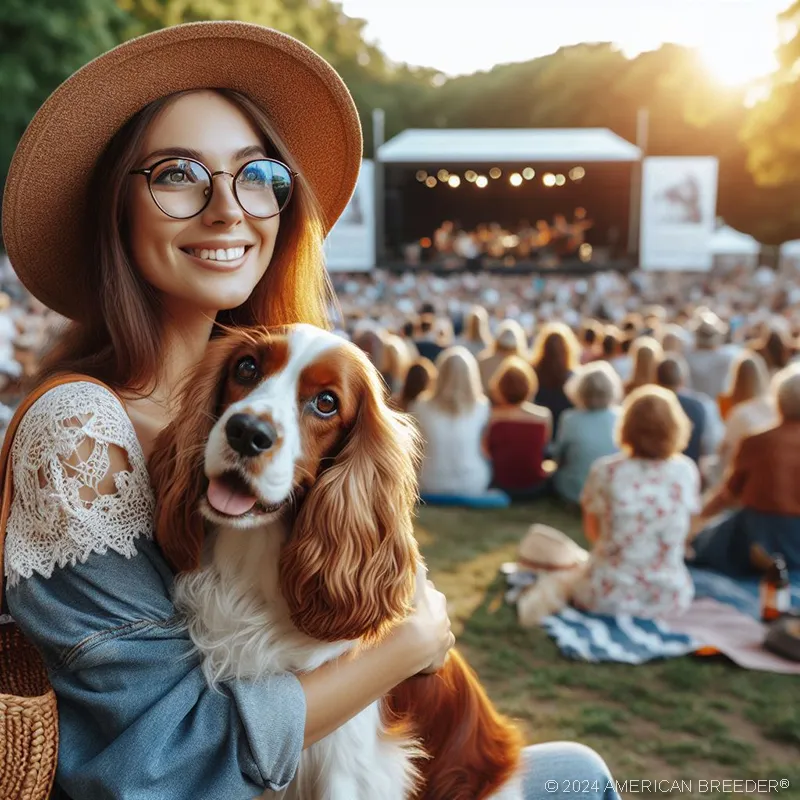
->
[640, 156, 718, 271]
[324, 159, 375, 272]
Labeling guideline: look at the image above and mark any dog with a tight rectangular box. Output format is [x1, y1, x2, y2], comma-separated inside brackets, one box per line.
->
[149, 323, 523, 800]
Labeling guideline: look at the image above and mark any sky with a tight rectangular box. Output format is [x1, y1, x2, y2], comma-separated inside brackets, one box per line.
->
[340, 0, 791, 86]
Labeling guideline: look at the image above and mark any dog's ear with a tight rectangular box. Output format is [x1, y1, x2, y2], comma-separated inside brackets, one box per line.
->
[150, 338, 233, 572]
[280, 358, 421, 642]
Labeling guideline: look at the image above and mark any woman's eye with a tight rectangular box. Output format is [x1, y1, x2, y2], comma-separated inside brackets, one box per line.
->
[312, 391, 338, 417]
[234, 356, 260, 383]
[154, 166, 194, 186]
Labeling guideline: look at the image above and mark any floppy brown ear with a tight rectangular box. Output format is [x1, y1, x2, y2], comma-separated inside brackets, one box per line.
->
[279, 366, 422, 643]
[150, 338, 233, 572]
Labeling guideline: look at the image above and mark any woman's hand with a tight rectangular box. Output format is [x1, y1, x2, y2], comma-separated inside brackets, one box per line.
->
[394, 563, 455, 674]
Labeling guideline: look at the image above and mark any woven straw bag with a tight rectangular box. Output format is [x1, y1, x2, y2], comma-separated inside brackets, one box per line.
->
[0, 374, 114, 800]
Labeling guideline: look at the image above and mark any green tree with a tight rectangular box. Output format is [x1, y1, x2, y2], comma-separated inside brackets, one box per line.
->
[0, 0, 129, 226]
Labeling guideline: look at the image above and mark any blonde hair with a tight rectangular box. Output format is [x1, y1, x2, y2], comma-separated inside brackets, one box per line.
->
[431, 346, 486, 415]
[491, 319, 528, 357]
[383, 334, 411, 389]
[618, 385, 691, 459]
[626, 337, 663, 394]
[463, 305, 492, 348]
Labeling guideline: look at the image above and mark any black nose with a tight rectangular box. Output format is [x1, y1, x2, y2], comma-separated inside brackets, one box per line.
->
[225, 413, 277, 458]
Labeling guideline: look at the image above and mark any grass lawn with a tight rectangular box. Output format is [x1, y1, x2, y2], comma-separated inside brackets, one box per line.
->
[416, 499, 800, 799]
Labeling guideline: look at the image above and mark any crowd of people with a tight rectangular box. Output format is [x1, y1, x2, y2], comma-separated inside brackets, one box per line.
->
[3, 257, 800, 624]
[401, 209, 598, 269]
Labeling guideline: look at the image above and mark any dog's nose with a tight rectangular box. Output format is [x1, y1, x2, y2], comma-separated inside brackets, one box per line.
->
[225, 413, 277, 458]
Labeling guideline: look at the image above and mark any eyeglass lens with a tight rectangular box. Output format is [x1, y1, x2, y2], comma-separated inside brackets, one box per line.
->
[148, 159, 293, 219]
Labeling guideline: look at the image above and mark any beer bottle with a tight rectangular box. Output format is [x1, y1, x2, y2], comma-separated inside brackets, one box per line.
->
[760, 553, 791, 622]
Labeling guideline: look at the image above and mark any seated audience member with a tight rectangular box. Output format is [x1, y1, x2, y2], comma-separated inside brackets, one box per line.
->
[485, 357, 552, 498]
[413, 313, 445, 363]
[410, 347, 492, 497]
[624, 336, 662, 395]
[574, 386, 699, 618]
[609, 332, 634, 382]
[716, 352, 776, 478]
[456, 305, 493, 357]
[579, 321, 602, 364]
[756, 323, 794, 376]
[660, 323, 689, 354]
[396, 357, 437, 412]
[382, 334, 411, 396]
[600, 327, 623, 365]
[531, 322, 580, 438]
[691, 365, 800, 575]
[656, 355, 706, 465]
[552, 362, 622, 504]
[686, 312, 737, 400]
[477, 319, 528, 392]
[718, 350, 770, 420]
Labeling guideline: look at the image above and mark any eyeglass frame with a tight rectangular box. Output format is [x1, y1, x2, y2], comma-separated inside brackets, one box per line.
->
[129, 156, 298, 220]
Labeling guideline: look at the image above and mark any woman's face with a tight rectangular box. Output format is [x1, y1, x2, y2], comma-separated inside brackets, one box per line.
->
[127, 91, 280, 318]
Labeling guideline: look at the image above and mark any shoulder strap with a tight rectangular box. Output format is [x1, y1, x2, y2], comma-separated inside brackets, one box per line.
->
[0, 374, 120, 601]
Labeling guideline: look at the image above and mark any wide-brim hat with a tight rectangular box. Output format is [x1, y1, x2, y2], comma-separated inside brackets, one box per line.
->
[2, 21, 362, 321]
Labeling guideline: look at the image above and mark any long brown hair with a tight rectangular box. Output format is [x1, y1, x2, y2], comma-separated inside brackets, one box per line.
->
[531, 322, 579, 391]
[35, 88, 334, 393]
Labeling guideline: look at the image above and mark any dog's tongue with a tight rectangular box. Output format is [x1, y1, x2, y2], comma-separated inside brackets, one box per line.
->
[207, 477, 257, 516]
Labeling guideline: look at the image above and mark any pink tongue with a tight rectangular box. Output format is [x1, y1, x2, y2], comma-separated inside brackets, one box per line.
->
[207, 477, 258, 516]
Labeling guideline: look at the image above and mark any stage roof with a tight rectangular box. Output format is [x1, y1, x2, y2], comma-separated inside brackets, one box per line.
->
[377, 128, 642, 165]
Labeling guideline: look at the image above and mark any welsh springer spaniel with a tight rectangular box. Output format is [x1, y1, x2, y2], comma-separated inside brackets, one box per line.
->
[149, 323, 523, 800]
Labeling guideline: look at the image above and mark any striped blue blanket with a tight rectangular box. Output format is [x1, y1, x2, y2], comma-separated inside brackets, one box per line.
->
[541, 568, 800, 664]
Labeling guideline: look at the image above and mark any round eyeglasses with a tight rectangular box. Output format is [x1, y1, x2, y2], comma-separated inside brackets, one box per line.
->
[129, 157, 296, 220]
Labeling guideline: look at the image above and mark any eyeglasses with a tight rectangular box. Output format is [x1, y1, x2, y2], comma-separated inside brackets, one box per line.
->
[129, 157, 297, 220]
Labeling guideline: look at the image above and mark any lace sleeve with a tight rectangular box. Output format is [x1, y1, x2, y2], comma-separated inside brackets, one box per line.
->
[4, 381, 155, 587]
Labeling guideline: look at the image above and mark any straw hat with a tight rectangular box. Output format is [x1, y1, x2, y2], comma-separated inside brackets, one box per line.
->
[2, 22, 362, 321]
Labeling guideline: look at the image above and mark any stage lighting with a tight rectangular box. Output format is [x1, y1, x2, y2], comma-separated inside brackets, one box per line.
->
[476, 175, 489, 188]
[416, 170, 428, 182]
[425, 176, 437, 188]
[448, 175, 461, 187]
[543, 173, 556, 187]
[570, 166, 586, 181]
[579, 243, 593, 262]
[489, 167, 502, 179]
[420, 237, 432, 248]
[437, 169, 450, 182]
[509, 172, 523, 187]
[523, 167, 535, 180]
[555, 174, 566, 186]
[465, 170, 477, 182]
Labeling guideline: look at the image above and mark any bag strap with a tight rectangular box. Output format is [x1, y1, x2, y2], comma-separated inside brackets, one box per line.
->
[0, 374, 120, 603]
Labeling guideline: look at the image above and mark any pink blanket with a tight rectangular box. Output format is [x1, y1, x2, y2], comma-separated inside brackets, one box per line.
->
[664, 599, 800, 674]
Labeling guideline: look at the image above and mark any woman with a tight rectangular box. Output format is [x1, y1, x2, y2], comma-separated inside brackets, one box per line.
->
[531, 322, 580, 438]
[717, 350, 770, 421]
[477, 318, 528, 392]
[624, 336, 662, 395]
[411, 347, 493, 497]
[575, 386, 699, 618]
[456, 304, 493, 357]
[396, 357, 437, 412]
[2, 23, 618, 800]
[485, 356, 552, 498]
[552, 362, 622, 505]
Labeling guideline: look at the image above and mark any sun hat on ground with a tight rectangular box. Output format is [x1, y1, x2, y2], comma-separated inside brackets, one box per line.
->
[2, 21, 362, 321]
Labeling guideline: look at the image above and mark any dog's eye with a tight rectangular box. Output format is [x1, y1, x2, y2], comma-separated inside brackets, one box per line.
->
[234, 355, 260, 384]
[312, 391, 338, 417]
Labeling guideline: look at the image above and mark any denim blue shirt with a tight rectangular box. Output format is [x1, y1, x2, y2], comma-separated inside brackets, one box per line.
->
[3, 382, 305, 799]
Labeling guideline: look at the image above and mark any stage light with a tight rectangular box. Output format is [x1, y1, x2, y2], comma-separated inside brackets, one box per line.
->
[448, 175, 461, 188]
[502, 235, 520, 249]
[509, 172, 523, 187]
[425, 176, 437, 188]
[569, 166, 586, 181]
[437, 169, 450, 182]
[416, 170, 428, 182]
[522, 167, 535, 180]
[543, 173, 556, 187]
[579, 243, 593, 262]
[555, 174, 566, 186]
[489, 167, 502, 179]
[476, 175, 489, 188]
[420, 237, 432, 248]
[575, 207, 587, 219]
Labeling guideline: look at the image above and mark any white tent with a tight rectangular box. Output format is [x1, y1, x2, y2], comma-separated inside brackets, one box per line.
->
[709, 225, 760, 256]
[376, 128, 641, 164]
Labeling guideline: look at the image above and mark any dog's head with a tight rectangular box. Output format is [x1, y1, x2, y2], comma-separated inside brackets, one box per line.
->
[150, 323, 421, 642]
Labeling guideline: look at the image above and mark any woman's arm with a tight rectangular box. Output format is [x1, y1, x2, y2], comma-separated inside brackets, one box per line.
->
[583, 510, 601, 544]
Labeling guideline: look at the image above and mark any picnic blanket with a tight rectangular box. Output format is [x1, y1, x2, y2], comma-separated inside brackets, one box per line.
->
[539, 567, 800, 666]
